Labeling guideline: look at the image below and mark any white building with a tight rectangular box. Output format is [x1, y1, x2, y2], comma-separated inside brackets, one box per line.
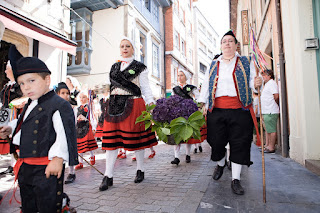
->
[0, 0, 76, 88]
[68, 0, 171, 99]
[192, 5, 219, 88]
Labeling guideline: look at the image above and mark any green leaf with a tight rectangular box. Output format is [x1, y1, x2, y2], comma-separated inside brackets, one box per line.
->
[145, 121, 151, 130]
[173, 134, 183, 144]
[146, 104, 156, 112]
[156, 128, 168, 142]
[170, 117, 187, 126]
[161, 127, 170, 135]
[188, 111, 204, 122]
[192, 129, 201, 140]
[179, 125, 193, 141]
[170, 125, 183, 134]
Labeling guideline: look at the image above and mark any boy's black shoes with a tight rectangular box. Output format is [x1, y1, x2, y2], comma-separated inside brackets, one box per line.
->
[99, 176, 113, 191]
[171, 158, 180, 165]
[212, 165, 225, 180]
[231, 179, 244, 195]
[134, 170, 144, 183]
[65, 174, 76, 184]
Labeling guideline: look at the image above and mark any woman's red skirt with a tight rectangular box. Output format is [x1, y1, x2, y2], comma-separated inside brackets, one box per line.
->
[0, 139, 9, 154]
[101, 98, 158, 151]
[95, 125, 103, 138]
[77, 125, 98, 153]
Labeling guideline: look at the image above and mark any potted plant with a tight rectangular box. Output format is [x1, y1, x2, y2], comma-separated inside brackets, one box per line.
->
[135, 95, 206, 144]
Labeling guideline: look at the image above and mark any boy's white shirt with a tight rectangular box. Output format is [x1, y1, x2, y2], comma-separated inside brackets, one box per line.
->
[8, 99, 69, 163]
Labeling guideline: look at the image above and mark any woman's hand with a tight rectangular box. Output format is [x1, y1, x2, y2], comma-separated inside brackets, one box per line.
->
[254, 77, 263, 88]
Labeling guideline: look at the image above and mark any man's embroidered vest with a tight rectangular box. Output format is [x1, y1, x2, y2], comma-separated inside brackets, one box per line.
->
[208, 56, 252, 111]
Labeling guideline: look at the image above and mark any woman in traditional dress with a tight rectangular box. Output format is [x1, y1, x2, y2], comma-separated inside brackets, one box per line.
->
[170, 70, 206, 165]
[99, 37, 157, 191]
[74, 91, 98, 170]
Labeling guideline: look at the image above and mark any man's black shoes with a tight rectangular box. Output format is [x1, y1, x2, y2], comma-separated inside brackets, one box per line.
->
[134, 170, 144, 183]
[212, 165, 225, 180]
[231, 179, 244, 195]
[65, 174, 76, 184]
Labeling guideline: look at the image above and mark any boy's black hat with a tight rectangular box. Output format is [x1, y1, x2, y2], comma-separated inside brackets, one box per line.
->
[222, 30, 238, 44]
[8, 45, 23, 73]
[55, 82, 69, 93]
[14, 57, 51, 81]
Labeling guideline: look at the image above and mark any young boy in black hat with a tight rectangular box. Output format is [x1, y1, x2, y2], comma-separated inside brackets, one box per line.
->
[0, 46, 78, 213]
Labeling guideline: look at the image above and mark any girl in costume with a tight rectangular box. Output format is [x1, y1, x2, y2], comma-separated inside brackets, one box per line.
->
[66, 75, 81, 107]
[74, 90, 98, 170]
[99, 37, 157, 191]
[170, 70, 206, 165]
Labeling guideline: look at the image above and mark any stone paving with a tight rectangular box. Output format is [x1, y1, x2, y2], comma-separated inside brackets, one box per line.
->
[1, 141, 320, 213]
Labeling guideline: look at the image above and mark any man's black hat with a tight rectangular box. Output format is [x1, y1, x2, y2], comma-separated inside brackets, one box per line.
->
[55, 82, 70, 93]
[222, 30, 238, 44]
[14, 57, 51, 81]
[8, 45, 23, 74]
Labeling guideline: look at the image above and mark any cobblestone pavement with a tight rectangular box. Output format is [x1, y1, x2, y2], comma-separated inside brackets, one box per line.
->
[1, 142, 320, 213]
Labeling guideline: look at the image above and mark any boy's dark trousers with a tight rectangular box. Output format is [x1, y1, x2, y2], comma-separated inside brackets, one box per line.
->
[18, 163, 65, 213]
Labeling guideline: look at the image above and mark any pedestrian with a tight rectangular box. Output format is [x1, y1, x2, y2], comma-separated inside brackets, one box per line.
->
[261, 69, 279, 153]
[0, 46, 78, 212]
[74, 90, 98, 170]
[198, 30, 262, 195]
[54, 82, 77, 184]
[99, 37, 157, 191]
[66, 75, 80, 107]
[0, 47, 24, 176]
[170, 69, 203, 165]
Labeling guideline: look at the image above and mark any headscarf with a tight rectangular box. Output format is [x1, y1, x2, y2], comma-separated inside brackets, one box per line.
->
[120, 36, 135, 56]
[179, 70, 191, 81]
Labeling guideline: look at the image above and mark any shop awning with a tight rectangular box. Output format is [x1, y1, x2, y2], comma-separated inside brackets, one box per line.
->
[0, 5, 76, 55]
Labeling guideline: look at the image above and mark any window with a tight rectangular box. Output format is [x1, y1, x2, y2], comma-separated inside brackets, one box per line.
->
[189, 22, 192, 36]
[207, 32, 213, 41]
[152, 43, 160, 78]
[68, 8, 92, 74]
[144, 0, 151, 11]
[189, 49, 193, 64]
[198, 22, 206, 34]
[140, 32, 146, 63]
[174, 31, 180, 49]
[152, 2, 159, 22]
[181, 39, 186, 56]
[199, 41, 206, 54]
[208, 50, 213, 59]
[200, 63, 207, 74]
[213, 38, 217, 48]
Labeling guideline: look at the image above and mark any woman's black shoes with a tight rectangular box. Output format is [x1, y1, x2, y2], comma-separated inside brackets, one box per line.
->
[186, 155, 191, 163]
[199, 146, 203, 152]
[99, 176, 113, 191]
[134, 170, 144, 183]
[171, 158, 180, 165]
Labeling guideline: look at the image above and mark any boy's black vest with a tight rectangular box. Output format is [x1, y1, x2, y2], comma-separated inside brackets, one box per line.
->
[12, 90, 79, 166]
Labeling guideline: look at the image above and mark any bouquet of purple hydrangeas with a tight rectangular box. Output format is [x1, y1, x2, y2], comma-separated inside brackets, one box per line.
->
[136, 95, 205, 144]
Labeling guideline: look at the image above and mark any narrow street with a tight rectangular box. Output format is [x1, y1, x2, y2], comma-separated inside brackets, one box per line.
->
[1, 141, 320, 213]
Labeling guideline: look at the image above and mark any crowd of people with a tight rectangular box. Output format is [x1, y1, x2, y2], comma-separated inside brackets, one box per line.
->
[0, 30, 280, 212]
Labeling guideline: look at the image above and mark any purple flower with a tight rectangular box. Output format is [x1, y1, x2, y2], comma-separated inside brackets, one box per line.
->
[152, 95, 198, 123]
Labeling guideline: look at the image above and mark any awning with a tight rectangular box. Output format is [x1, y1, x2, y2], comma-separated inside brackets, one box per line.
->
[0, 5, 76, 55]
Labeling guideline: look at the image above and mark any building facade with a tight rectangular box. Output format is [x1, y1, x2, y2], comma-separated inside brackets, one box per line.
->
[164, 0, 195, 96]
[192, 5, 219, 88]
[68, 0, 171, 99]
[0, 0, 76, 88]
[230, 0, 320, 170]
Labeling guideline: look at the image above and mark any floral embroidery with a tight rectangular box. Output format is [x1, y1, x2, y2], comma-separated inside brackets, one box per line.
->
[186, 87, 191, 92]
[128, 69, 135, 75]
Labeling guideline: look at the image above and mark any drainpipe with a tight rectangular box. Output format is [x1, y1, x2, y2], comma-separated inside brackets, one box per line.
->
[275, 0, 289, 157]
[163, 7, 167, 98]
